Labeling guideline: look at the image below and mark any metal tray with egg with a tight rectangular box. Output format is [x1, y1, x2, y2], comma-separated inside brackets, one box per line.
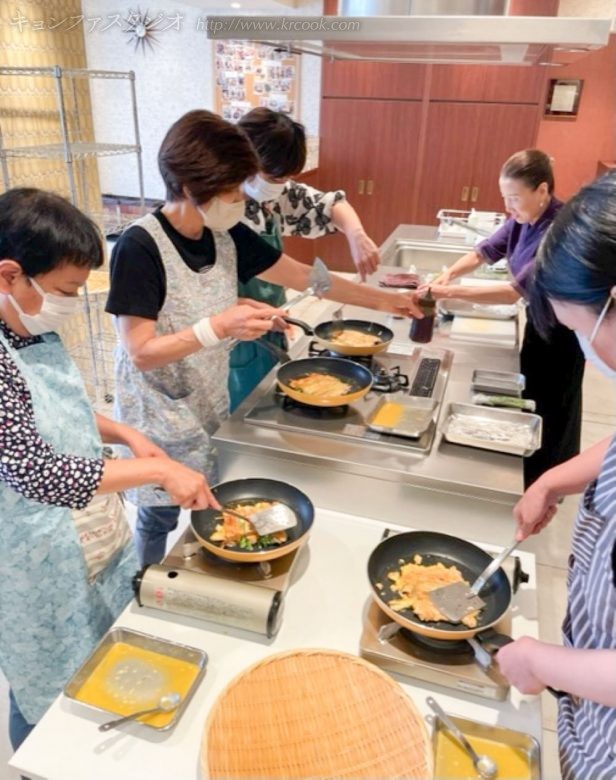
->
[366, 395, 437, 439]
[432, 712, 541, 779]
[64, 627, 207, 730]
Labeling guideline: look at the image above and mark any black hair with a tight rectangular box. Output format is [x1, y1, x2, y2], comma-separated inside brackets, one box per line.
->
[529, 172, 616, 335]
[501, 149, 555, 194]
[0, 188, 103, 275]
[238, 108, 307, 178]
[158, 110, 258, 203]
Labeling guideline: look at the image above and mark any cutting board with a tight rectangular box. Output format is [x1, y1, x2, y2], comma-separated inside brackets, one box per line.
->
[450, 316, 517, 347]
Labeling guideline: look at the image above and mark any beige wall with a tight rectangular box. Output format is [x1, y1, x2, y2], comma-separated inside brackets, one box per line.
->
[0, 0, 101, 211]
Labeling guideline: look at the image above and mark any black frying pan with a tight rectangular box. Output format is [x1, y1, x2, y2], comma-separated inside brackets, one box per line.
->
[191, 478, 314, 563]
[277, 356, 373, 407]
[285, 317, 394, 357]
[367, 531, 512, 640]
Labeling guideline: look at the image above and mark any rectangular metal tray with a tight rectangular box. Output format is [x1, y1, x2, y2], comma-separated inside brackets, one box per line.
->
[366, 395, 437, 439]
[438, 299, 518, 320]
[471, 369, 525, 397]
[432, 713, 541, 779]
[441, 403, 542, 457]
[64, 627, 208, 731]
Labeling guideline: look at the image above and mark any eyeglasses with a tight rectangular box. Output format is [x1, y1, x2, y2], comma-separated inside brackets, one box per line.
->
[589, 294, 614, 345]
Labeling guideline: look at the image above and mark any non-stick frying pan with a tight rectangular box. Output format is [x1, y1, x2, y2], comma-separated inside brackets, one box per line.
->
[192, 478, 314, 563]
[367, 531, 512, 641]
[285, 317, 394, 357]
[277, 356, 373, 407]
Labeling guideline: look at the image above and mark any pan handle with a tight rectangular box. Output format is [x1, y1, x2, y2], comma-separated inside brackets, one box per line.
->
[475, 633, 565, 699]
[282, 317, 315, 336]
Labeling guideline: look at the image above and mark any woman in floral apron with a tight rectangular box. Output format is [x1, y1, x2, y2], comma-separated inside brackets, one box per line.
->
[497, 173, 616, 780]
[0, 189, 216, 752]
[107, 110, 422, 567]
[229, 107, 381, 410]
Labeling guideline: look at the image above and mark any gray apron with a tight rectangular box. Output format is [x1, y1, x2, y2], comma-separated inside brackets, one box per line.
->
[114, 214, 237, 506]
[558, 435, 616, 780]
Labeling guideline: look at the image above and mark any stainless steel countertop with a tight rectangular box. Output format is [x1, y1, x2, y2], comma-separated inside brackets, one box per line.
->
[214, 264, 523, 506]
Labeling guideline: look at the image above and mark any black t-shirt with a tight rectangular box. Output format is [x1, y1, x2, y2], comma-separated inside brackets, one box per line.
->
[105, 208, 282, 320]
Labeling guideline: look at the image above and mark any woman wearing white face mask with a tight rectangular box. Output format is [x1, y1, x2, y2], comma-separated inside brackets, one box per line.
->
[496, 173, 616, 780]
[228, 108, 382, 410]
[106, 110, 422, 566]
[0, 189, 217, 752]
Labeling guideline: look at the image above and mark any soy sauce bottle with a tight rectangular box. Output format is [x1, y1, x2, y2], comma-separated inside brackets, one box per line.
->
[410, 287, 436, 344]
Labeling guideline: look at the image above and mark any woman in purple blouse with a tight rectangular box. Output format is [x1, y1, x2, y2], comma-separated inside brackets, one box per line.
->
[428, 150, 584, 487]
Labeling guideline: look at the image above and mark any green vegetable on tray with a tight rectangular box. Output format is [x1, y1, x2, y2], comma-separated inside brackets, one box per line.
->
[472, 393, 536, 412]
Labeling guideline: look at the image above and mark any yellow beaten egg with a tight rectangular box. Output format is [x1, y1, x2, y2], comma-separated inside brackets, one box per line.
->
[434, 729, 531, 780]
[372, 401, 404, 428]
[75, 642, 200, 728]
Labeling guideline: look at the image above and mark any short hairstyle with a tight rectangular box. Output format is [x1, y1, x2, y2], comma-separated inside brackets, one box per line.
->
[501, 149, 555, 194]
[158, 109, 259, 203]
[530, 171, 616, 335]
[0, 188, 103, 275]
[238, 108, 306, 178]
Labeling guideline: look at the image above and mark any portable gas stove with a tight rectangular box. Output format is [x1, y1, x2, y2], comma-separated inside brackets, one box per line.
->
[359, 529, 529, 701]
[244, 344, 453, 455]
[133, 528, 304, 638]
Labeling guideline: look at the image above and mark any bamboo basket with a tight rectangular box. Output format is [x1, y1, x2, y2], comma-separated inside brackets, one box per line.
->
[201, 648, 432, 779]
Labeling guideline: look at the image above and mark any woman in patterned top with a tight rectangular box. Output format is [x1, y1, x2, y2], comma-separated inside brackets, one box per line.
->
[229, 108, 381, 410]
[497, 173, 616, 780]
[0, 189, 217, 752]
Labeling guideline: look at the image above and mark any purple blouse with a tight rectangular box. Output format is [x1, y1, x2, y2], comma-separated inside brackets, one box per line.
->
[476, 197, 562, 297]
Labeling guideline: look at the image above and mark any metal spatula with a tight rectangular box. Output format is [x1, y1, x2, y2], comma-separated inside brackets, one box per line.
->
[221, 502, 298, 537]
[428, 538, 520, 623]
[280, 258, 332, 313]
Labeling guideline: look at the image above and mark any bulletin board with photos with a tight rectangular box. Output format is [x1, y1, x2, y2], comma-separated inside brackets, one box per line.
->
[214, 41, 299, 123]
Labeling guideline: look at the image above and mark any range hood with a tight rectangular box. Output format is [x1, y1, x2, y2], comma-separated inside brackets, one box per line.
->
[206, 4, 611, 67]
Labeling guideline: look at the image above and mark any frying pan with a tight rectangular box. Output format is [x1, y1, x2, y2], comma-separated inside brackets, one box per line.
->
[285, 317, 394, 357]
[277, 356, 373, 407]
[367, 531, 512, 641]
[191, 478, 314, 563]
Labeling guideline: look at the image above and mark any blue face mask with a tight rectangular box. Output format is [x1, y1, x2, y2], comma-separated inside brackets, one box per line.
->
[576, 333, 616, 380]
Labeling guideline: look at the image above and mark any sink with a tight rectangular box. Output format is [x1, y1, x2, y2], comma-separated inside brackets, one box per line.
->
[382, 241, 465, 274]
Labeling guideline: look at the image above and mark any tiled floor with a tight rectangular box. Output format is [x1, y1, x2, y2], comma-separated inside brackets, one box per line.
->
[1, 365, 613, 779]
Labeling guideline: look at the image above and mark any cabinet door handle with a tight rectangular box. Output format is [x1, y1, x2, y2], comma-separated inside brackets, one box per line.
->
[358, 179, 365, 195]
[366, 179, 374, 195]
[461, 186, 469, 202]
[471, 186, 479, 203]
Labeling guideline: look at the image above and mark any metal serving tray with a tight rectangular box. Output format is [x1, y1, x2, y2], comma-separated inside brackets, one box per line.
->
[64, 627, 208, 731]
[438, 300, 518, 320]
[441, 403, 542, 457]
[367, 395, 437, 439]
[432, 713, 541, 779]
[471, 369, 525, 397]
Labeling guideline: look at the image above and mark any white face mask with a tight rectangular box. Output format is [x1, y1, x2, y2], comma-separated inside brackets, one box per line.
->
[198, 197, 245, 232]
[9, 277, 82, 336]
[576, 333, 616, 380]
[242, 174, 287, 203]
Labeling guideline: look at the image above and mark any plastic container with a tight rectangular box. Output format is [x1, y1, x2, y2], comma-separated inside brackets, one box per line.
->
[410, 288, 436, 343]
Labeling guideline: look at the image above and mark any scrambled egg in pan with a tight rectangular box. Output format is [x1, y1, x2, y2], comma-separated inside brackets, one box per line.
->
[387, 554, 481, 628]
[329, 329, 381, 348]
[288, 372, 353, 396]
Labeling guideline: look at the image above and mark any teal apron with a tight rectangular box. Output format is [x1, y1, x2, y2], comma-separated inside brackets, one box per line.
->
[228, 216, 287, 412]
[0, 330, 136, 723]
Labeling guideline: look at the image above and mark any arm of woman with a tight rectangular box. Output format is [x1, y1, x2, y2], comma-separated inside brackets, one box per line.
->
[117, 303, 285, 372]
[432, 250, 485, 285]
[428, 282, 521, 305]
[275, 183, 379, 281]
[258, 253, 423, 318]
[514, 436, 613, 540]
[497, 637, 616, 706]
